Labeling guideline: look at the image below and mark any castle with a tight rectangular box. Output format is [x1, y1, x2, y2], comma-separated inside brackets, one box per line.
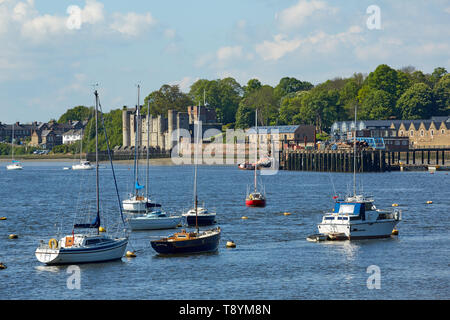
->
[122, 105, 222, 151]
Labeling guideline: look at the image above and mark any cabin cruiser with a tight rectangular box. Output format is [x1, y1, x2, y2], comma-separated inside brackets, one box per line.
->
[317, 194, 401, 240]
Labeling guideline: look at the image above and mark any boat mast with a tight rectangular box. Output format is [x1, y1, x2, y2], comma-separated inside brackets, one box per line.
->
[353, 104, 357, 197]
[146, 100, 150, 208]
[11, 123, 14, 162]
[95, 90, 100, 234]
[254, 109, 258, 193]
[194, 105, 200, 233]
[135, 85, 140, 197]
[80, 129, 83, 162]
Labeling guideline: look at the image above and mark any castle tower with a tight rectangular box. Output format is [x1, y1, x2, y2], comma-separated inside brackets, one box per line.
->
[122, 108, 131, 147]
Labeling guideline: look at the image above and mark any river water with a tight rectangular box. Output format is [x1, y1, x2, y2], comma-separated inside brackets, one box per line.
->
[0, 161, 449, 299]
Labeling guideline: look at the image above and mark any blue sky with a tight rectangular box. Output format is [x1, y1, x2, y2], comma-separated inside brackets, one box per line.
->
[1, 0, 449, 123]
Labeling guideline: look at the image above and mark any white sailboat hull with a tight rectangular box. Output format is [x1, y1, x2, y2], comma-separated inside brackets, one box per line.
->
[318, 219, 399, 239]
[35, 238, 128, 265]
[123, 197, 148, 213]
[72, 164, 93, 170]
[6, 164, 23, 170]
[128, 216, 182, 230]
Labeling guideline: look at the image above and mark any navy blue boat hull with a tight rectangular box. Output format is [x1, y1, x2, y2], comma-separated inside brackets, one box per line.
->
[185, 215, 216, 226]
[150, 232, 220, 255]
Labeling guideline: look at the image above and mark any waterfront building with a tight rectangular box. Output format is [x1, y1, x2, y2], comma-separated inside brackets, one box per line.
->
[331, 116, 450, 149]
[247, 124, 316, 150]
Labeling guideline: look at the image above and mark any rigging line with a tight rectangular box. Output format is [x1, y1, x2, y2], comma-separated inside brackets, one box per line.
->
[98, 98, 127, 228]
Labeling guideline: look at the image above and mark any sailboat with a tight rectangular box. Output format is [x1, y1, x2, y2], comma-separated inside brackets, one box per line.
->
[35, 89, 128, 265]
[314, 105, 401, 240]
[182, 105, 216, 226]
[151, 115, 221, 254]
[245, 109, 266, 207]
[6, 123, 23, 170]
[127, 98, 182, 231]
[72, 129, 93, 170]
[122, 85, 158, 213]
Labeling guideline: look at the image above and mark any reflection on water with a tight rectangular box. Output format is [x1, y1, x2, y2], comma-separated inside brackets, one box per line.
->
[1, 163, 449, 299]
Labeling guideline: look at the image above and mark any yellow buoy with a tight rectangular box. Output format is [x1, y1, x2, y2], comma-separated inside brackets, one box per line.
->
[226, 241, 236, 248]
[392, 203, 399, 207]
[99, 227, 106, 232]
[0, 263, 6, 270]
[392, 229, 399, 236]
[241, 216, 248, 220]
[426, 201, 433, 204]
[8, 234, 18, 239]
[0, 217, 6, 220]
[126, 251, 136, 258]
[283, 212, 291, 216]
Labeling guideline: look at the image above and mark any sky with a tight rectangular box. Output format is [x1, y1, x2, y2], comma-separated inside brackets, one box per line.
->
[0, 0, 449, 123]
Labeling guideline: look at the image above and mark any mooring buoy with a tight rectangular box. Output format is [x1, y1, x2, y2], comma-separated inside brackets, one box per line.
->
[8, 234, 18, 239]
[126, 251, 136, 258]
[226, 241, 236, 248]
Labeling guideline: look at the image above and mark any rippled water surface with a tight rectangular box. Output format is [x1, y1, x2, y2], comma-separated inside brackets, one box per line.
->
[0, 161, 449, 299]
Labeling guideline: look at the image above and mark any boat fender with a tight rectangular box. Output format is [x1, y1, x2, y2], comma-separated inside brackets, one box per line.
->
[99, 227, 106, 232]
[9, 234, 18, 239]
[392, 229, 399, 236]
[48, 238, 58, 249]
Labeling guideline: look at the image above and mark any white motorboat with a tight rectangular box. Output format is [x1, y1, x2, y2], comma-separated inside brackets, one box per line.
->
[72, 160, 93, 170]
[35, 89, 128, 265]
[317, 194, 401, 240]
[128, 210, 182, 231]
[314, 104, 401, 240]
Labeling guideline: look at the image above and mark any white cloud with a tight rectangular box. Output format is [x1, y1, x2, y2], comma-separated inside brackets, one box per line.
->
[164, 28, 176, 39]
[255, 34, 302, 61]
[276, 0, 334, 30]
[80, 0, 104, 25]
[216, 46, 243, 61]
[110, 12, 156, 36]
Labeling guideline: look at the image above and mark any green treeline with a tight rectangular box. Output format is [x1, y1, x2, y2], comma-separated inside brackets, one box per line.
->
[55, 64, 448, 152]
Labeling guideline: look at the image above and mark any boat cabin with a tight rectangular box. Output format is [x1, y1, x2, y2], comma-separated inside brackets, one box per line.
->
[323, 200, 398, 223]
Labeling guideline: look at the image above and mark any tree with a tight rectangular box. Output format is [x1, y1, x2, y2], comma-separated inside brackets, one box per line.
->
[274, 77, 313, 101]
[397, 83, 435, 119]
[58, 106, 93, 123]
[243, 79, 262, 97]
[433, 74, 450, 115]
[301, 87, 340, 131]
[366, 64, 409, 99]
[189, 77, 243, 125]
[237, 85, 278, 127]
[143, 85, 193, 117]
[359, 89, 395, 120]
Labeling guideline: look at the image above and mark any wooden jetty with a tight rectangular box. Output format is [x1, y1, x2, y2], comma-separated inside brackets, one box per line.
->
[280, 148, 450, 172]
